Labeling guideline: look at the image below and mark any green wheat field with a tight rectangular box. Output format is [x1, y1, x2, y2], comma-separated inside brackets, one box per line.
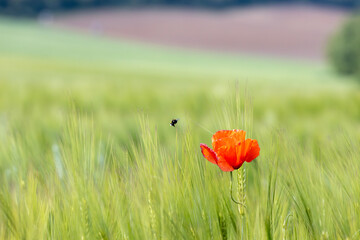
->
[0, 17, 359, 239]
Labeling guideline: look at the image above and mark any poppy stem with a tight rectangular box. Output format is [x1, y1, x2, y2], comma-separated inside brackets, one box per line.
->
[230, 171, 245, 206]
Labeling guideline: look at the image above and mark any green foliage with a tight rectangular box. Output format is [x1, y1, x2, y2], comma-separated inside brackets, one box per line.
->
[328, 14, 360, 81]
[0, 18, 359, 239]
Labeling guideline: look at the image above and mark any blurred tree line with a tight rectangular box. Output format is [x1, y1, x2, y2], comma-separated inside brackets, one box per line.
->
[0, 0, 359, 16]
[328, 14, 360, 82]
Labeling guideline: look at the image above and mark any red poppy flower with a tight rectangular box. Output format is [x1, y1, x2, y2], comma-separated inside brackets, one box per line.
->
[200, 130, 260, 172]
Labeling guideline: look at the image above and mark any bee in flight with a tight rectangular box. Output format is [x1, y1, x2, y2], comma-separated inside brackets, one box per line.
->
[170, 118, 179, 127]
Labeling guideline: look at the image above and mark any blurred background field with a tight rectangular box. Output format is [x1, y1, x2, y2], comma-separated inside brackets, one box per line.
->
[0, 1, 360, 239]
[0, 12, 359, 146]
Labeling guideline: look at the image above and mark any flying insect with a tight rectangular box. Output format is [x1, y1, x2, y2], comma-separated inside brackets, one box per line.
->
[170, 118, 179, 127]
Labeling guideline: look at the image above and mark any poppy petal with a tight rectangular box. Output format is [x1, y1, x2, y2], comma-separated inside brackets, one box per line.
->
[213, 137, 235, 153]
[212, 129, 246, 145]
[212, 130, 246, 159]
[213, 139, 237, 167]
[217, 156, 235, 172]
[239, 139, 252, 158]
[244, 139, 260, 163]
[234, 139, 252, 167]
[235, 138, 260, 167]
[200, 144, 218, 165]
[212, 130, 247, 169]
[212, 130, 233, 143]
[231, 130, 246, 143]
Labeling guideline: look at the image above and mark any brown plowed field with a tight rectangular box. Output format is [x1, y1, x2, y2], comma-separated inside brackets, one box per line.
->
[53, 5, 348, 60]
